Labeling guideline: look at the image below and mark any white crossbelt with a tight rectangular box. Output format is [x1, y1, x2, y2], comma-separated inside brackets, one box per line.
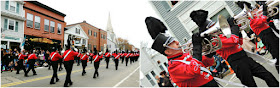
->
[125, 54, 130, 57]
[171, 57, 247, 87]
[93, 55, 99, 62]
[63, 50, 71, 60]
[115, 55, 120, 59]
[81, 54, 86, 60]
[51, 52, 57, 60]
[18, 54, 22, 59]
[106, 53, 110, 57]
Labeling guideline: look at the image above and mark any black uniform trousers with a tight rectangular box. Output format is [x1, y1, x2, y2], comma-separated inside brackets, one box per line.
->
[58, 59, 63, 71]
[93, 61, 100, 78]
[227, 50, 279, 87]
[121, 57, 124, 64]
[81, 60, 87, 73]
[25, 59, 36, 76]
[16, 60, 26, 74]
[63, 60, 74, 86]
[114, 59, 119, 70]
[125, 57, 129, 66]
[258, 28, 279, 72]
[50, 61, 59, 83]
[105, 57, 110, 68]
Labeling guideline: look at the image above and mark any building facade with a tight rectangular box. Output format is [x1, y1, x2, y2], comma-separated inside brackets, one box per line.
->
[150, 1, 256, 44]
[64, 24, 88, 50]
[67, 21, 107, 52]
[1, 1, 25, 50]
[23, 1, 66, 50]
[140, 42, 169, 87]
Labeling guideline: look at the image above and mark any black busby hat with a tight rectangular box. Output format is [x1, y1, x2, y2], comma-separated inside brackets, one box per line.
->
[93, 48, 97, 55]
[82, 48, 87, 53]
[51, 47, 57, 52]
[235, 1, 252, 9]
[145, 17, 174, 56]
[190, 10, 213, 33]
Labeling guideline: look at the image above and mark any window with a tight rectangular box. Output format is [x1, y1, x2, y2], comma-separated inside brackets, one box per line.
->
[57, 23, 61, 34]
[50, 21, 55, 33]
[145, 74, 155, 86]
[9, 20, 15, 30]
[3, 19, 8, 30]
[88, 30, 92, 36]
[104, 35, 106, 39]
[151, 71, 156, 77]
[34, 16, 40, 29]
[159, 65, 164, 71]
[15, 21, 18, 32]
[94, 45, 96, 48]
[9, 1, 16, 12]
[76, 28, 80, 34]
[44, 19, 49, 31]
[75, 40, 80, 44]
[101, 46, 103, 51]
[5, 1, 9, 10]
[16, 3, 19, 13]
[94, 32, 97, 37]
[101, 34, 103, 39]
[26, 13, 33, 28]
[82, 39, 86, 45]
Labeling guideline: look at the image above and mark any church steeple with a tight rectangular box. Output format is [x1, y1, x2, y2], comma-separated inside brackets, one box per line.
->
[106, 12, 114, 33]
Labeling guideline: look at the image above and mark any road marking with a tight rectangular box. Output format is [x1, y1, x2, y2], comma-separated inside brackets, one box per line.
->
[113, 66, 140, 87]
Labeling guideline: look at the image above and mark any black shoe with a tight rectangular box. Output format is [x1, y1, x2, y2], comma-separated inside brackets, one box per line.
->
[50, 82, 55, 84]
[82, 73, 85, 76]
[56, 79, 59, 82]
[16, 72, 19, 74]
[25, 74, 29, 77]
[64, 84, 69, 87]
[69, 82, 73, 85]
[93, 76, 96, 78]
[33, 73, 37, 75]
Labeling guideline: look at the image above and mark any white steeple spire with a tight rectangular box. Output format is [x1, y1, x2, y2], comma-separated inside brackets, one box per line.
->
[106, 12, 114, 33]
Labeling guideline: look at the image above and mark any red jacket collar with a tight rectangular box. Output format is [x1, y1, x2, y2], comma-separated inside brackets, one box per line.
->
[167, 53, 183, 60]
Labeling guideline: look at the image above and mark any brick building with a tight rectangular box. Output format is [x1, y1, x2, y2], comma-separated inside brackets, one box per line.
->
[23, 1, 66, 50]
[67, 21, 107, 52]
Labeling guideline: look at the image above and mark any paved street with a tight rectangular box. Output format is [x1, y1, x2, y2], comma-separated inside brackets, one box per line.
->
[1, 59, 139, 87]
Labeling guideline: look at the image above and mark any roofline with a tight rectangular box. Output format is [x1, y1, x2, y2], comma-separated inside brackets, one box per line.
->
[28, 1, 66, 17]
[66, 21, 106, 32]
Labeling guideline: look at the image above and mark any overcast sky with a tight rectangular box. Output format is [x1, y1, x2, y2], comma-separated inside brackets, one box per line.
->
[37, 0, 158, 49]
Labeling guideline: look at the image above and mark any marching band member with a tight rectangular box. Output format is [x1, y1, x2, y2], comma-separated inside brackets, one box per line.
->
[25, 50, 38, 77]
[104, 49, 111, 69]
[236, 1, 279, 72]
[145, 16, 218, 87]
[80, 48, 89, 76]
[16, 49, 27, 74]
[93, 48, 102, 78]
[113, 50, 120, 70]
[62, 43, 78, 87]
[49, 47, 62, 84]
[190, 9, 279, 87]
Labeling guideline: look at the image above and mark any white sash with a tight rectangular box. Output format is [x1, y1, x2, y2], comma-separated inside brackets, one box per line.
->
[115, 55, 120, 59]
[18, 54, 22, 59]
[93, 55, 99, 62]
[81, 54, 86, 60]
[28, 54, 33, 59]
[63, 50, 71, 60]
[105, 53, 110, 57]
[125, 54, 130, 57]
[51, 52, 57, 60]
